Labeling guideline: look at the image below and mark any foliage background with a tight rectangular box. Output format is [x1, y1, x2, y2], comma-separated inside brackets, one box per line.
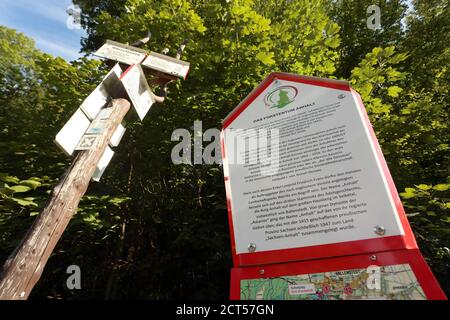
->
[0, 0, 448, 299]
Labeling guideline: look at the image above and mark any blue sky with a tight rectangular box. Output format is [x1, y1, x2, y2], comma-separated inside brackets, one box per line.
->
[0, 0, 85, 61]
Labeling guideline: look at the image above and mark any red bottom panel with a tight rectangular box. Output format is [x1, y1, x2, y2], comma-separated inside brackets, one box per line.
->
[231, 249, 446, 300]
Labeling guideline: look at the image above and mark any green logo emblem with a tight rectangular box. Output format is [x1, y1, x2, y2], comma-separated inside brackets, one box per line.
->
[264, 85, 298, 109]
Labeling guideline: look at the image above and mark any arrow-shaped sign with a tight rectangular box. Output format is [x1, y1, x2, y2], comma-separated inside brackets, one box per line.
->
[120, 64, 156, 121]
[94, 40, 190, 80]
[94, 40, 147, 65]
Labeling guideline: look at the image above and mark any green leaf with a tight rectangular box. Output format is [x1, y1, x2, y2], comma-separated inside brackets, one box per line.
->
[433, 184, 450, 191]
[0, 174, 20, 184]
[0, 184, 14, 195]
[400, 187, 417, 199]
[387, 86, 402, 97]
[400, 192, 415, 199]
[108, 197, 131, 206]
[416, 184, 432, 191]
[11, 197, 38, 207]
[255, 51, 275, 65]
[9, 185, 31, 193]
[20, 180, 41, 189]
[197, 24, 207, 33]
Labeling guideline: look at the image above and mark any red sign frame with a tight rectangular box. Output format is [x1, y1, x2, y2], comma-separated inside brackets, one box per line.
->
[221, 72, 418, 267]
[230, 248, 446, 300]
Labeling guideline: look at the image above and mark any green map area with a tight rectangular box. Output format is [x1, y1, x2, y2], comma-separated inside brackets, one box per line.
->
[240, 264, 426, 300]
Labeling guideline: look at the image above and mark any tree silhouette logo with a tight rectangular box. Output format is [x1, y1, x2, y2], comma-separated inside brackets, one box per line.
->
[264, 85, 298, 109]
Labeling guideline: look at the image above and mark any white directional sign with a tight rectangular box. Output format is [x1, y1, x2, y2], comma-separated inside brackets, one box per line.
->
[55, 64, 127, 157]
[142, 52, 190, 79]
[222, 73, 406, 263]
[81, 84, 109, 120]
[110, 123, 126, 147]
[120, 64, 156, 121]
[94, 40, 147, 65]
[92, 146, 114, 182]
[55, 109, 91, 156]
[80, 64, 123, 120]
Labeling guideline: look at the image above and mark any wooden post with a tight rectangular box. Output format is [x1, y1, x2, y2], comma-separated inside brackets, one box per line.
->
[0, 98, 131, 300]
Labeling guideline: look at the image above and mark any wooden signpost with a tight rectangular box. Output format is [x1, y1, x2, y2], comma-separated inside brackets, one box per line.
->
[221, 72, 446, 300]
[0, 37, 189, 300]
[0, 99, 130, 299]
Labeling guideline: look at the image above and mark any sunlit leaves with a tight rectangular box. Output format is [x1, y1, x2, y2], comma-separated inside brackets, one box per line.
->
[255, 51, 275, 65]
[0, 174, 47, 209]
[8, 185, 31, 193]
[10, 197, 37, 207]
[19, 179, 42, 190]
[387, 86, 402, 97]
[434, 184, 450, 192]
[350, 46, 407, 116]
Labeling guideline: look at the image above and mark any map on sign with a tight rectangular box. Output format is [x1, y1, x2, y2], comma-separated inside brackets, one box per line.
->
[240, 264, 426, 300]
[94, 40, 147, 65]
[120, 64, 156, 121]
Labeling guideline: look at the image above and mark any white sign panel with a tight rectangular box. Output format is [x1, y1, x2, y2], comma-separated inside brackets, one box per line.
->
[80, 64, 123, 120]
[80, 84, 108, 120]
[109, 123, 126, 147]
[92, 146, 114, 182]
[120, 64, 156, 121]
[222, 76, 404, 255]
[55, 109, 91, 156]
[142, 52, 190, 79]
[94, 40, 147, 65]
